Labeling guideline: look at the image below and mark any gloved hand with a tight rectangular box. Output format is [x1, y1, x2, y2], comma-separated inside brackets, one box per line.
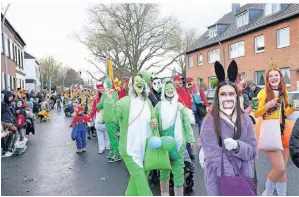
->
[199, 148, 205, 169]
[223, 138, 238, 151]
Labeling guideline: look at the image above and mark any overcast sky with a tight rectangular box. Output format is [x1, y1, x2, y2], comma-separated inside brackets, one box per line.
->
[3, 0, 237, 80]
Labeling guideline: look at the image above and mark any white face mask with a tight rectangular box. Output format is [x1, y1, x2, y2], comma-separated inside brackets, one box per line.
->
[17, 102, 22, 108]
[219, 96, 236, 116]
[152, 79, 162, 93]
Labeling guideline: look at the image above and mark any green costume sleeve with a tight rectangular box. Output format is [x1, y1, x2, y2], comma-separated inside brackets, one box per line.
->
[154, 102, 162, 132]
[97, 92, 118, 110]
[180, 104, 195, 143]
[103, 98, 123, 123]
[148, 99, 157, 122]
[97, 93, 106, 110]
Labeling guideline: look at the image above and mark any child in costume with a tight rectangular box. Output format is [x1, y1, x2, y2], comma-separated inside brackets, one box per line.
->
[39, 98, 50, 120]
[97, 78, 121, 162]
[103, 74, 157, 196]
[200, 61, 257, 196]
[253, 64, 295, 196]
[155, 79, 195, 196]
[72, 106, 89, 153]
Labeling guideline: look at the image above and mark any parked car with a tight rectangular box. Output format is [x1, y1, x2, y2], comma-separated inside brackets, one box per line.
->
[204, 89, 216, 105]
[287, 91, 299, 121]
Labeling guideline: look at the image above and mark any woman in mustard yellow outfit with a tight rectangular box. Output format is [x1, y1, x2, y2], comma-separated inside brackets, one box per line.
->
[254, 67, 295, 196]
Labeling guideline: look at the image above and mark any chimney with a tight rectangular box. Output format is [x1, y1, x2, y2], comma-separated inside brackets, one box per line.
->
[232, 3, 241, 15]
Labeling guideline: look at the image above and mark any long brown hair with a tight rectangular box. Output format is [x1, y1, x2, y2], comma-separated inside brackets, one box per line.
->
[211, 80, 242, 147]
[265, 68, 289, 107]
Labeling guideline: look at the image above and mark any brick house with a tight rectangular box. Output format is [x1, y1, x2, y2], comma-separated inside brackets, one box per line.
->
[1, 14, 26, 91]
[186, 3, 299, 91]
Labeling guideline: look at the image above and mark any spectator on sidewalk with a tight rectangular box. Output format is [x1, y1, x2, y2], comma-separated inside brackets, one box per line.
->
[1, 91, 17, 157]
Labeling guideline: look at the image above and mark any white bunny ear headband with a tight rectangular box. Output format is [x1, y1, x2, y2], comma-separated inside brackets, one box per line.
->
[214, 60, 238, 85]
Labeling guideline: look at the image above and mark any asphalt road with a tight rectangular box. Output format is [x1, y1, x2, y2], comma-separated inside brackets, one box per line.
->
[1, 111, 299, 196]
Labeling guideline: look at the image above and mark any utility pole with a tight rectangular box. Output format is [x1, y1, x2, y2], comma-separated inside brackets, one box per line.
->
[2, 3, 11, 90]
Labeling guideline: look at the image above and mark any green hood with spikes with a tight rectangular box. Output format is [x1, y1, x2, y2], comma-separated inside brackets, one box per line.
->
[138, 71, 151, 85]
[104, 77, 113, 89]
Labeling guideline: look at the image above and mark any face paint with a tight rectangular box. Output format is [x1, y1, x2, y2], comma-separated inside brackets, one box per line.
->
[165, 83, 175, 99]
[152, 79, 162, 93]
[133, 75, 144, 96]
[219, 96, 236, 116]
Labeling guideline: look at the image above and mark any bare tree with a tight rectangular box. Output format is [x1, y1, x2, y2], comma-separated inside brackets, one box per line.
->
[170, 28, 199, 78]
[76, 3, 181, 77]
[59, 65, 70, 88]
[39, 57, 60, 89]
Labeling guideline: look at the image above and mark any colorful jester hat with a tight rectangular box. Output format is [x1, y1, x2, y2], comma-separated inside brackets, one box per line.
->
[103, 77, 113, 89]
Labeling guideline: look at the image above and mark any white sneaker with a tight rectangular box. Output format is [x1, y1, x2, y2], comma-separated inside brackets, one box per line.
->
[262, 191, 273, 196]
[98, 149, 105, 154]
[105, 146, 110, 150]
[2, 151, 13, 157]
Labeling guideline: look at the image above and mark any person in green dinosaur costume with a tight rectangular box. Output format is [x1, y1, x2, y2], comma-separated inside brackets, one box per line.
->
[103, 74, 157, 196]
[155, 79, 195, 196]
[97, 77, 121, 162]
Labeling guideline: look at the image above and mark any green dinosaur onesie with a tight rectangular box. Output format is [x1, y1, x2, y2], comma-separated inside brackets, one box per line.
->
[155, 79, 195, 196]
[103, 75, 157, 196]
[97, 77, 120, 161]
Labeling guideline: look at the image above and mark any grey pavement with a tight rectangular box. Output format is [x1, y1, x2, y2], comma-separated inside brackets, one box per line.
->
[1, 111, 299, 196]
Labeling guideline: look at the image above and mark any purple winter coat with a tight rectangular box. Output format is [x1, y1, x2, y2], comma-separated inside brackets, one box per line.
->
[200, 113, 257, 196]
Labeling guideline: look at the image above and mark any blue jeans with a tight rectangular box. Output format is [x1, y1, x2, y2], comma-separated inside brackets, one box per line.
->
[76, 130, 86, 149]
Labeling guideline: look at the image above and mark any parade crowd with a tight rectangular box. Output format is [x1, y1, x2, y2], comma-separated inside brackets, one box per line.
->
[1, 61, 299, 196]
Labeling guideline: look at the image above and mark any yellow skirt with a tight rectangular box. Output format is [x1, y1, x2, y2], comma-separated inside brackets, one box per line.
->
[255, 118, 294, 148]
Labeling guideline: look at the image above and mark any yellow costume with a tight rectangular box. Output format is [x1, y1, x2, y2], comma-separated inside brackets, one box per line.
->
[254, 89, 294, 147]
[38, 110, 50, 120]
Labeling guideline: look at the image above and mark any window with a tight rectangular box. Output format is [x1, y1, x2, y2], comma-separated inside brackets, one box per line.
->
[21, 51, 24, 69]
[14, 45, 17, 62]
[229, 41, 245, 58]
[208, 76, 218, 89]
[10, 40, 13, 60]
[4, 34, 9, 57]
[7, 39, 11, 58]
[265, 4, 281, 16]
[188, 56, 193, 68]
[255, 71, 265, 87]
[18, 49, 21, 66]
[208, 49, 220, 63]
[236, 12, 249, 27]
[255, 35, 265, 53]
[209, 26, 217, 38]
[198, 53, 203, 65]
[280, 68, 291, 87]
[277, 27, 290, 48]
[197, 78, 203, 88]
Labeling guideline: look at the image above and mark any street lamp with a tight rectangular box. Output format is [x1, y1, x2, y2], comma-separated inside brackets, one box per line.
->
[2, 3, 11, 90]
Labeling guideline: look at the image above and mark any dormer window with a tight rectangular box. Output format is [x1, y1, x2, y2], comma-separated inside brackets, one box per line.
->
[209, 26, 217, 38]
[236, 11, 249, 28]
[265, 4, 281, 16]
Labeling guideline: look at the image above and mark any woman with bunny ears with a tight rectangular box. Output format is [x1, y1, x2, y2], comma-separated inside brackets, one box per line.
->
[199, 60, 257, 196]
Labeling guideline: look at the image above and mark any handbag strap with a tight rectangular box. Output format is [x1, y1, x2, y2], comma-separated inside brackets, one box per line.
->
[126, 100, 146, 130]
[281, 101, 285, 125]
